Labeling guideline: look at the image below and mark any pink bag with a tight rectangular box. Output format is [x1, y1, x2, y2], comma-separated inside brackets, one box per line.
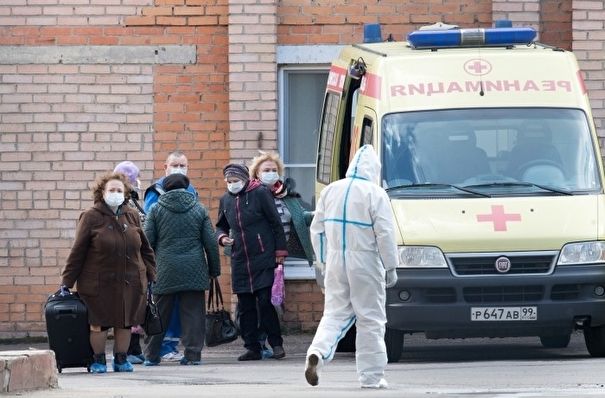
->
[271, 264, 285, 306]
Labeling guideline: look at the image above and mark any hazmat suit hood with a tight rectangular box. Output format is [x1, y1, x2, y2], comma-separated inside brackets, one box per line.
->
[345, 145, 381, 182]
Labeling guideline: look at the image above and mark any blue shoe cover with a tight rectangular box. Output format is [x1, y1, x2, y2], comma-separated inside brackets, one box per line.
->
[90, 362, 107, 373]
[112, 359, 134, 372]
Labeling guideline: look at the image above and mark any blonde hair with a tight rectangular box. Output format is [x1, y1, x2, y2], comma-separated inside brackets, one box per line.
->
[249, 150, 285, 180]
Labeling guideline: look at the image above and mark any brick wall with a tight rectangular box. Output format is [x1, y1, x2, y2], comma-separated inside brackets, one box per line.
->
[278, 0, 492, 44]
[0, 0, 232, 338]
[0, 0, 602, 339]
[571, 0, 605, 155]
[227, 0, 278, 162]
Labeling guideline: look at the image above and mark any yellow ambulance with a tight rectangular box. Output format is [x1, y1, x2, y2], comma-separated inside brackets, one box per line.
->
[315, 22, 605, 362]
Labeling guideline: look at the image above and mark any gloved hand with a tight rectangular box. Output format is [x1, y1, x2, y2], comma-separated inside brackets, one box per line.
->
[386, 268, 398, 288]
[316, 261, 325, 276]
[59, 285, 70, 296]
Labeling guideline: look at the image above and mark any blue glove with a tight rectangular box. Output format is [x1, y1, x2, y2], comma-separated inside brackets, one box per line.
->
[59, 285, 70, 296]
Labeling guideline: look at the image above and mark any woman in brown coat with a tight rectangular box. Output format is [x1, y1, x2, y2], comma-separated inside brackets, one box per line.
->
[61, 171, 156, 373]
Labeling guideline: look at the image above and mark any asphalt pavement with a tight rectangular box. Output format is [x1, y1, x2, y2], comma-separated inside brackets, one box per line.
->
[1, 331, 386, 398]
[3, 332, 605, 397]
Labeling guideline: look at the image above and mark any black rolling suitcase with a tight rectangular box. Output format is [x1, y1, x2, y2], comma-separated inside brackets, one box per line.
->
[44, 291, 94, 373]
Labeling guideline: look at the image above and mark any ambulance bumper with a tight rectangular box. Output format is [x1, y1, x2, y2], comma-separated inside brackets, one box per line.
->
[386, 265, 605, 339]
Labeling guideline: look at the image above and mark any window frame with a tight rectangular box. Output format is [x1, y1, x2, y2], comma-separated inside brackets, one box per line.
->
[277, 45, 341, 279]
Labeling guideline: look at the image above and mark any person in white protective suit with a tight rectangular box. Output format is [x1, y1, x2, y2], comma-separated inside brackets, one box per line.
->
[304, 144, 399, 389]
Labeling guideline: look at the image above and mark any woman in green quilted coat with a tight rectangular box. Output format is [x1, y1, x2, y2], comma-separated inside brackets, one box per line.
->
[142, 173, 220, 366]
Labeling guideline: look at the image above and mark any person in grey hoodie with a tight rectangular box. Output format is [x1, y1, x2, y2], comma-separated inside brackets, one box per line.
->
[142, 173, 220, 366]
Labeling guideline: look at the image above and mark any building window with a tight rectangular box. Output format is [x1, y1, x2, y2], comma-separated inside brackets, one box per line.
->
[279, 69, 328, 210]
[278, 68, 327, 279]
[277, 45, 342, 279]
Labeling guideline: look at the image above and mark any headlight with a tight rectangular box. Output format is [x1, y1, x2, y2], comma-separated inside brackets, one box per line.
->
[558, 241, 605, 265]
[398, 246, 447, 268]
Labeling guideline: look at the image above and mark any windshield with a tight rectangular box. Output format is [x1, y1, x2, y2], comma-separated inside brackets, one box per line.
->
[381, 108, 601, 194]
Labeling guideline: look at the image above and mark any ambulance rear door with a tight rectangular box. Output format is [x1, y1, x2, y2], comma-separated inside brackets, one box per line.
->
[316, 60, 363, 191]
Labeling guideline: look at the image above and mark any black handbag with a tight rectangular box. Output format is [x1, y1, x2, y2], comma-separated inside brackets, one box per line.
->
[143, 283, 163, 336]
[205, 278, 238, 347]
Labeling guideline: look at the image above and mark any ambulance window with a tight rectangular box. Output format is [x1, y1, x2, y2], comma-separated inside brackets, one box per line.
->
[381, 108, 599, 192]
[361, 118, 373, 146]
[350, 89, 358, 138]
[317, 92, 340, 184]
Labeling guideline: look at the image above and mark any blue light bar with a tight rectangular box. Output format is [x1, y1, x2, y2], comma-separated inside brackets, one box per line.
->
[407, 27, 537, 49]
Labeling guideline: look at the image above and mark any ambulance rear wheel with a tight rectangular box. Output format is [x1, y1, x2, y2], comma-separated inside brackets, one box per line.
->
[539, 334, 570, 348]
[385, 328, 404, 363]
[584, 324, 605, 357]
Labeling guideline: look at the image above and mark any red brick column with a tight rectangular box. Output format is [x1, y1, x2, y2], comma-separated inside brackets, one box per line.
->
[228, 0, 278, 163]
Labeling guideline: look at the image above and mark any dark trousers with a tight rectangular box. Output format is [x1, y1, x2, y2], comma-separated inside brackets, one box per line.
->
[237, 286, 283, 352]
[143, 290, 206, 362]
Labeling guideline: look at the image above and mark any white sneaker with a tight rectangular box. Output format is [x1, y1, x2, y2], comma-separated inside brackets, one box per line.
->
[161, 351, 184, 362]
[304, 353, 323, 386]
[361, 378, 388, 389]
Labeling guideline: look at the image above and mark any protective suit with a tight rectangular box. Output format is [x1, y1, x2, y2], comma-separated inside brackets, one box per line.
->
[306, 144, 399, 388]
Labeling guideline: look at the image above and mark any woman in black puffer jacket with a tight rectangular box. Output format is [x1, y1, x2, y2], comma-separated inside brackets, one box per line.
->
[216, 163, 288, 361]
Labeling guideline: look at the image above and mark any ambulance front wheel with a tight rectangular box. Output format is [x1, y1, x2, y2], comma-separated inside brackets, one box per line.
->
[385, 327, 404, 363]
[584, 324, 605, 357]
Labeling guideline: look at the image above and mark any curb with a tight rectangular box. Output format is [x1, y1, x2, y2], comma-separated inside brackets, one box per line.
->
[0, 349, 58, 393]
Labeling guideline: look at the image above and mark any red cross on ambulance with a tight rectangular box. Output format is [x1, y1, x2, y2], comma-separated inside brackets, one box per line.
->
[464, 59, 492, 76]
[476, 205, 522, 232]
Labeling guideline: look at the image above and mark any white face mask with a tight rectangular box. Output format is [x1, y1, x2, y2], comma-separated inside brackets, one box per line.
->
[227, 181, 244, 194]
[170, 167, 187, 176]
[104, 192, 124, 207]
[260, 171, 279, 186]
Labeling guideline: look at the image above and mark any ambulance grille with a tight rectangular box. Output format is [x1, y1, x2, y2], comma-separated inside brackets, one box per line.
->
[450, 254, 555, 275]
[464, 285, 544, 303]
[551, 284, 581, 300]
[425, 288, 456, 303]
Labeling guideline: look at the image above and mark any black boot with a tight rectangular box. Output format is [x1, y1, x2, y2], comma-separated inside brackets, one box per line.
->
[114, 352, 127, 365]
